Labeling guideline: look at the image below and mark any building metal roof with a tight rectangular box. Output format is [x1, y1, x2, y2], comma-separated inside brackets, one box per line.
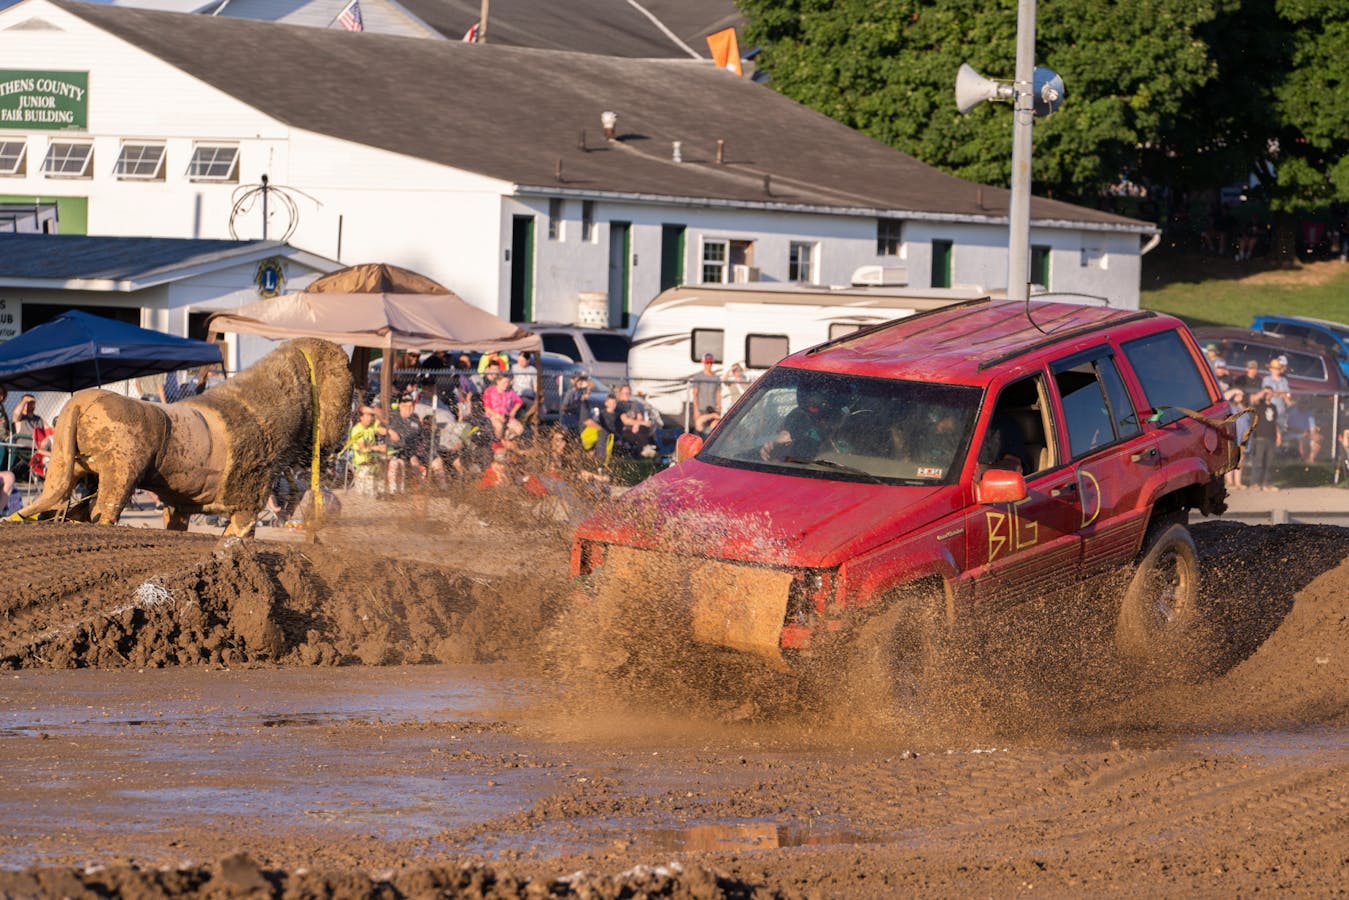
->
[51, 0, 1150, 233]
[395, 0, 743, 57]
[0, 234, 327, 290]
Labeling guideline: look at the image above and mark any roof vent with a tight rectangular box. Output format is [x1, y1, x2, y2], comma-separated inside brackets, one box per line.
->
[851, 265, 909, 286]
[601, 111, 617, 141]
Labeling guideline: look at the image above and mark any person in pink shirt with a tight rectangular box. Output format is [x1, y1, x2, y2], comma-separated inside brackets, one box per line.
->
[482, 373, 523, 439]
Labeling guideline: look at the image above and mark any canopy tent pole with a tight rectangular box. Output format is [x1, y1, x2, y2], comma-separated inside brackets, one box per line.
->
[380, 333, 394, 414]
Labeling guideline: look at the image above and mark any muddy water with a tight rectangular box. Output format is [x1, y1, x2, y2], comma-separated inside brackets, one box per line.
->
[3, 661, 1345, 887]
[0, 666, 558, 868]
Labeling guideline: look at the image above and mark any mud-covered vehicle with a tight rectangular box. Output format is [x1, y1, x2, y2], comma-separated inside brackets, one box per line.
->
[570, 299, 1241, 700]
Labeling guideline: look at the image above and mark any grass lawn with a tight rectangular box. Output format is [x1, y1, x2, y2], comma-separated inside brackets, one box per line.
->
[1140, 249, 1349, 329]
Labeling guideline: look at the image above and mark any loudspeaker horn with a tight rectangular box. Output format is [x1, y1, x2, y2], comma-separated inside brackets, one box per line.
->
[955, 63, 1011, 114]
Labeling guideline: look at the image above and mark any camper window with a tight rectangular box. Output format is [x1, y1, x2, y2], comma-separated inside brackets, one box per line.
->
[692, 328, 724, 364]
[746, 334, 790, 370]
[829, 322, 867, 341]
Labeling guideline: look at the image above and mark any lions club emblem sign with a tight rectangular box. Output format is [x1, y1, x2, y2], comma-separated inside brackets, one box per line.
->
[255, 257, 285, 298]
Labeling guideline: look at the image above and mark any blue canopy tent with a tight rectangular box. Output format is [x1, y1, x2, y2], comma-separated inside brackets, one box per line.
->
[0, 310, 223, 393]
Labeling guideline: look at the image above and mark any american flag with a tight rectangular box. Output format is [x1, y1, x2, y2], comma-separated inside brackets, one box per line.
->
[336, 0, 363, 32]
[462, 22, 479, 42]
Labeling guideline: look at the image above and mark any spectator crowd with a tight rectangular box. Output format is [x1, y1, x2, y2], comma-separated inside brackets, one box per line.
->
[1205, 344, 1341, 491]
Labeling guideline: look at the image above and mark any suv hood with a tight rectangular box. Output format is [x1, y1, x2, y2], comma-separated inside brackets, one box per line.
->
[578, 459, 958, 568]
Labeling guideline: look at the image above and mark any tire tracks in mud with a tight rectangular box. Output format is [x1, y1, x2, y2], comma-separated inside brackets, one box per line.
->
[0, 524, 217, 664]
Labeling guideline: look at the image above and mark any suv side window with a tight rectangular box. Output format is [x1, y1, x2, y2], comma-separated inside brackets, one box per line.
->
[542, 333, 583, 361]
[983, 375, 1055, 475]
[586, 333, 631, 363]
[1053, 354, 1128, 458]
[1121, 330, 1213, 426]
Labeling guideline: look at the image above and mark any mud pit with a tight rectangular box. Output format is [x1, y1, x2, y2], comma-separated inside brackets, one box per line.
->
[0, 492, 1346, 897]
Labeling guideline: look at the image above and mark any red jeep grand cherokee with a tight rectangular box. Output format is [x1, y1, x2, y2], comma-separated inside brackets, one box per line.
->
[572, 298, 1239, 687]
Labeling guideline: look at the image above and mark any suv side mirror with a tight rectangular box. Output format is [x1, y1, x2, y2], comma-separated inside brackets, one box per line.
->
[675, 432, 704, 462]
[977, 468, 1027, 504]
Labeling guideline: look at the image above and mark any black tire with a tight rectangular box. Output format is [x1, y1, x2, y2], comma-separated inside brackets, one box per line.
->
[1115, 521, 1210, 680]
[835, 589, 944, 727]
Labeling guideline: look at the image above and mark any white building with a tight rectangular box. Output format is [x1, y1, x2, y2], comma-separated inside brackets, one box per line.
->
[0, 0, 1157, 353]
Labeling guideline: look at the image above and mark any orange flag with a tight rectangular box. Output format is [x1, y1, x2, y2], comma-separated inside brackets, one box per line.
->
[707, 27, 743, 76]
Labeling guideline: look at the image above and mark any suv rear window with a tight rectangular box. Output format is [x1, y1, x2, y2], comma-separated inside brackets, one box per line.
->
[1121, 330, 1213, 425]
[1224, 338, 1328, 382]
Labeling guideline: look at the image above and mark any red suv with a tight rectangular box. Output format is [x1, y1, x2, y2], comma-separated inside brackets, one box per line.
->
[572, 299, 1240, 694]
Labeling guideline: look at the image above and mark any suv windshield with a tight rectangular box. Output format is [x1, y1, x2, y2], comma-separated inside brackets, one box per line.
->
[699, 366, 981, 484]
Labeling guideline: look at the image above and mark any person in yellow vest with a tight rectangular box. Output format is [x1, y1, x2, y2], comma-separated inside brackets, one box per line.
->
[348, 406, 388, 469]
[476, 350, 510, 375]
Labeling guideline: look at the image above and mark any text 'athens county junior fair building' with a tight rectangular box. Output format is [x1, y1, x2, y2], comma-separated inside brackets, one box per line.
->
[0, 0, 1156, 355]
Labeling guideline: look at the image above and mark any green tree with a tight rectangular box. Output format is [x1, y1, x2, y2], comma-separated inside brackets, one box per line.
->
[1270, 0, 1349, 214]
[738, 0, 1266, 208]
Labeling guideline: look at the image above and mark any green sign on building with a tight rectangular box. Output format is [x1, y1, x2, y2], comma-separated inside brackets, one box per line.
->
[0, 70, 88, 130]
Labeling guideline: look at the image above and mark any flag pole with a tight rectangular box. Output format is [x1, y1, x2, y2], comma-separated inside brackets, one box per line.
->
[477, 0, 489, 42]
[325, 0, 350, 28]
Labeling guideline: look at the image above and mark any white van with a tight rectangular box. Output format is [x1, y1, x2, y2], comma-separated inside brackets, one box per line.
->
[627, 283, 988, 426]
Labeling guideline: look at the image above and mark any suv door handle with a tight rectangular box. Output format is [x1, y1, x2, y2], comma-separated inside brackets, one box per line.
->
[1130, 447, 1159, 463]
[1050, 482, 1077, 497]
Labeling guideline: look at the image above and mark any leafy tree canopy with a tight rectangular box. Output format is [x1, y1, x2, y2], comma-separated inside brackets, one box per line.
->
[739, 0, 1347, 218]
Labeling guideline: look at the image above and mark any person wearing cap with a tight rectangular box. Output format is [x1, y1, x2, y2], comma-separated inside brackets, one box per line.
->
[1228, 359, 1263, 398]
[1243, 387, 1281, 491]
[384, 392, 423, 494]
[1261, 356, 1292, 425]
[1203, 343, 1231, 390]
[689, 353, 722, 434]
[561, 373, 597, 431]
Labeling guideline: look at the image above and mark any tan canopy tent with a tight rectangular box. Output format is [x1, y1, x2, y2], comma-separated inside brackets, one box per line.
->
[207, 263, 540, 410]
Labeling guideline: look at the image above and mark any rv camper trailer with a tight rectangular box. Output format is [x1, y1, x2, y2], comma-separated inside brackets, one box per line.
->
[627, 283, 988, 426]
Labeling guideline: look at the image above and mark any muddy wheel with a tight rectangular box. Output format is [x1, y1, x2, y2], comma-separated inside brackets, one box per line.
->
[1116, 521, 1210, 680]
[835, 590, 943, 728]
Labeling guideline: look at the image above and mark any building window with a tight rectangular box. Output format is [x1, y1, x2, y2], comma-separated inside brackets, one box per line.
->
[931, 239, 953, 288]
[548, 198, 563, 240]
[581, 200, 595, 242]
[702, 239, 728, 283]
[114, 143, 166, 181]
[789, 241, 816, 283]
[42, 142, 93, 178]
[0, 141, 26, 177]
[877, 218, 903, 255]
[1031, 244, 1051, 290]
[187, 144, 238, 182]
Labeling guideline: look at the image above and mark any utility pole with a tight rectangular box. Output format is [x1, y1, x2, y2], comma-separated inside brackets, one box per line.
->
[1005, 0, 1035, 303]
[956, 1, 1061, 303]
